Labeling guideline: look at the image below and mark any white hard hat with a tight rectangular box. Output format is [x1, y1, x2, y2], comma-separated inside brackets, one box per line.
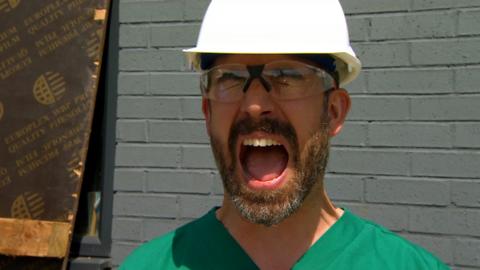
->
[184, 0, 362, 87]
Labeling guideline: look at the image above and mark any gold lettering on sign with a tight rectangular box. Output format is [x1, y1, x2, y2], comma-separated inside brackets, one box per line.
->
[11, 192, 45, 219]
[0, 167, 12, 190]
[85, 29, 103, 60]
[42, 122, 83, 152]
[66, 0, 87, 10]
[0, 48, 32, 79]
[36, 29, 78, 57]
[3, 115, 49, 153]
[0, 26, 20, 53]
[0, 0, 20, 13]
[34, 11, 95, 57]
[15, 148, 60, 177]
[0, 101, 4, 121]
[49, 102, 87, 129]
[33, 71, 66, 105]
[23, 0, 65, 34]
[7, 128, 46, 154]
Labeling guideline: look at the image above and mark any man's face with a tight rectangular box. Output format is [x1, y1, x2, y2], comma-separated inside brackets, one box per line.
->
[204, 54, 334, 226]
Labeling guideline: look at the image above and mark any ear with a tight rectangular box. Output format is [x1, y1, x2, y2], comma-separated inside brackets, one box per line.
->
[327, 88, 351, 137]
[202, 97, 212, 136]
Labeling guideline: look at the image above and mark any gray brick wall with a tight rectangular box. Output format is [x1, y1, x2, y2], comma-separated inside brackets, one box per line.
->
[112, 0, 480, 269]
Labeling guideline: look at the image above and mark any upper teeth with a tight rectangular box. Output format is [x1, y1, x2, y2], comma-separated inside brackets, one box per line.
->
[243, 138, 282, 147]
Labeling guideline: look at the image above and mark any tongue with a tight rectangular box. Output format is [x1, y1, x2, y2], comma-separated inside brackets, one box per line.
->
[245, 146, 287, 181]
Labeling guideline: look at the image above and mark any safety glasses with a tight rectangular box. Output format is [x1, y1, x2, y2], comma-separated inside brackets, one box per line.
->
[200, 60, 337, 103]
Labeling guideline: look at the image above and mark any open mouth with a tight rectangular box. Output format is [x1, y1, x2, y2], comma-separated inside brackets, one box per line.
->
[239, 136, 289, 187]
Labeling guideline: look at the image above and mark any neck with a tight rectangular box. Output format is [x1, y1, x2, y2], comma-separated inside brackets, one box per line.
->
[216, 184, 343, 270]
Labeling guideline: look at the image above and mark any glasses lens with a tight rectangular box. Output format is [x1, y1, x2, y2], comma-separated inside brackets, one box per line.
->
[264, 61, 334, 100]
[201, 64, 248, 102]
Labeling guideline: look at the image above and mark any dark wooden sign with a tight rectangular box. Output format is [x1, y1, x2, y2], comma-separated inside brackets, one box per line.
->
[0, 0, 110, 268]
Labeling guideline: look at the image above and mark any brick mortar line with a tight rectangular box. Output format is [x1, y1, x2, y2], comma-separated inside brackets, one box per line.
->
[325, 174, 480, 181]
[331, 146, 480, 152]
[327, 172, 480, 180]
[344, 6, 480, 16]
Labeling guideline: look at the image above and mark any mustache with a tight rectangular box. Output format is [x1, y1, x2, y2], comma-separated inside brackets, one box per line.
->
[228, 117, 299, 155]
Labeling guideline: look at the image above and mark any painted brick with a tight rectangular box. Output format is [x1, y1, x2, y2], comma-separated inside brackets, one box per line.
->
[452, 181, 480, 207]
[411, 39, 480, 66]
[347, 17, 369, 42]
[119, 49, 185, 71]
[345, 72, 367, 94]
[365, 177, 450, 206]
[340, 0, 410, 14]
[455, 68, 480, 93]
[114, 169, 146, 192]
[178, 195, 222, 218]
[349, 96, 410, 120]
[353, 42, 410, 67]
[211, 172, 224, 195]
[324, 174, 364, 202]
[119, 25, 148, 47]
[150, 72, 200, 96]
[119, 1, 183, 23]
[412, 0, 480, 10]
[112, 218, 143, 241]
[453, 123, 480, 148]
[370, 11, 455, 40]
[111, 242, 138, 266]
[146, 170, 212, 194]
[149, 120, 208, 143]
[451, 267, 479, 270]
[114, 193, 178, 218]
[150, 24, 199, 47]
[459, 9, 480, 35]
[411, 96, 480, 121]
[116, 144, 180, 167]
[342, 203, 409, 231]
[117, 120, 147, 142]
[368, 123, 451, 147]
[328, 148, 410, 176]
[402, 234, 453, 263]
[184, 0, 210, 21]
[143, 218, 183, 240]
[367, 69, 454, 94]
[181, 97, 203, 119]
[181, 145, 216, 169]
[412, 151, 480, 178]
[113, 0, 480, 267]
[117, 97, 182, 119]
[409, 207, 480, 237]
[454, 238, 480, 267]
[118, 72, 149, 95]
[330, 122, 368, 146]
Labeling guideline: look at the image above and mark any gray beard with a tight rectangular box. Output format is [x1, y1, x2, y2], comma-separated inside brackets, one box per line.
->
[210, 118, 330, 227]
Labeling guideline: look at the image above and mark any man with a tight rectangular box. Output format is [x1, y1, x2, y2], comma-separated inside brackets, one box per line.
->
[121, 1, 450, 269]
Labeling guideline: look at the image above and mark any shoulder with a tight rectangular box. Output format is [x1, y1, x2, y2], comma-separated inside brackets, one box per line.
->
[119, 211, 214, 270]
[119, 228, 178, 270]
[350, 213, 450, 269]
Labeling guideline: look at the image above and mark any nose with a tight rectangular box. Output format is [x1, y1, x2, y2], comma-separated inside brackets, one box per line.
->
[240, 79, 274, 119]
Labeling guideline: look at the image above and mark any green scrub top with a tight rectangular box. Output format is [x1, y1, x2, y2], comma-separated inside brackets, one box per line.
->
[120, 208, 450, 270]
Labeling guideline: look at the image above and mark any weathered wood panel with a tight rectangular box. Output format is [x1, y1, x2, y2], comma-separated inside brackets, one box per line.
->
[0, 0, 110, 268]
[0, 218, 70, 257]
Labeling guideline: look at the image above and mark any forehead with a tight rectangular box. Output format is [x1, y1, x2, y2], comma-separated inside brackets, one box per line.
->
[212, 54, 319, 67]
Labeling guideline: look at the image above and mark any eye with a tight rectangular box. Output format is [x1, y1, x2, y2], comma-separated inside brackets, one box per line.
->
[269, 68, 305, 85]
[216, 71, 243, 82]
